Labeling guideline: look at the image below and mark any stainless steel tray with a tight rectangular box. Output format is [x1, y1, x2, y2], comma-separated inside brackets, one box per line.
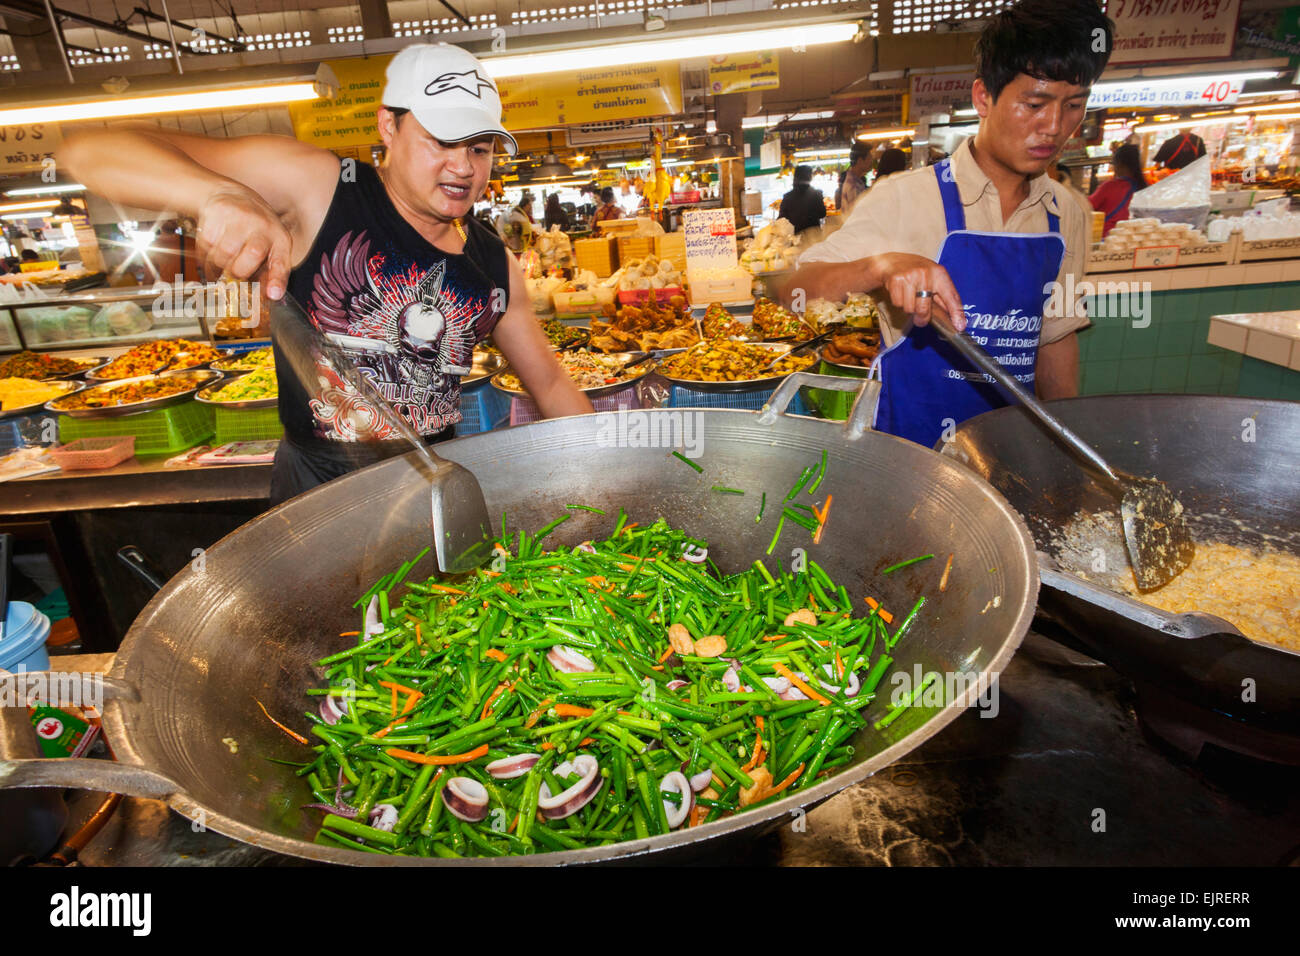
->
[462, 350, 506, 387]
[195, 372, 277, 410]
[656, 342, 817, 393]
[0, 380, 80, 418]
[47, 369, 223, 418]
[490, 351, 654, 400]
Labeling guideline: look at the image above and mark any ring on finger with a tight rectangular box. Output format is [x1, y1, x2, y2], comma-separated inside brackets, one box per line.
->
[914, 290, 934, 300]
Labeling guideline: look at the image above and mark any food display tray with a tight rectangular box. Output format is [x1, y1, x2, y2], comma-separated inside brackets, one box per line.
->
[59, 401, 215, 457]
[49, 369, 222, 418]
[0, 381, 81, 419]
[490, 352, 654, 401]
[195, 374, 277, 410]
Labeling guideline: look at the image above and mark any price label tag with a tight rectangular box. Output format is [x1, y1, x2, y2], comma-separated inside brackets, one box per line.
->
[1132, 244, 1181, 269]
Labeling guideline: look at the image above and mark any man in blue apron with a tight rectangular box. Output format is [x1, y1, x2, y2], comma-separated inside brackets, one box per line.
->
[786, 0, 1112, 449]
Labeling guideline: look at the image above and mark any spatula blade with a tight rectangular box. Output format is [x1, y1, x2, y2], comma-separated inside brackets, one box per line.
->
[430, 461, 495, 574]
[1120, 478, 1196, 591]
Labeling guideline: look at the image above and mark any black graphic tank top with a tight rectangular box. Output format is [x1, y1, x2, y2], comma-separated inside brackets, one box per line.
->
[279, 162, 509, 444]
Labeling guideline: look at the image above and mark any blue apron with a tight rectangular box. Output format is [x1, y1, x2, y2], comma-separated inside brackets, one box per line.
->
[872, 159, 1066, 449]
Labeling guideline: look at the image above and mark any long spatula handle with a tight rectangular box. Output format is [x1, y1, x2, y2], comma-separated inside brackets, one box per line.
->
[930, 315, 1122, 486]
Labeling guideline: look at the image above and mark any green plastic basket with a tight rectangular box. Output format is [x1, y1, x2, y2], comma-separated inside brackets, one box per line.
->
[59, 401, 215, 457]
[214, 404, 284, 445]
[805, 360, 871, 421]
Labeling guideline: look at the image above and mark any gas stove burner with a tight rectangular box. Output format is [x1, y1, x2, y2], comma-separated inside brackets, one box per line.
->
[1134, 682, 1300, 768]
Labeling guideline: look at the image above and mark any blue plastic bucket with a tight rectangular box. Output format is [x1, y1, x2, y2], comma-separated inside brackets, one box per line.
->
[0, 602, 52, 673]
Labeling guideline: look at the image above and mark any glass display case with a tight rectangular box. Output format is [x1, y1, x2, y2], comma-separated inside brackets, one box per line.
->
[0, 283, 269, 354]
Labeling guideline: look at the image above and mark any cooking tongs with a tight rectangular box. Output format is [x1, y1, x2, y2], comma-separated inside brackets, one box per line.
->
[931, 312, 1195, 591]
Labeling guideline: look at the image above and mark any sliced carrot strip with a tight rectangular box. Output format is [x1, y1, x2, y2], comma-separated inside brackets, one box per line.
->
[385, 744, 489, 765]
[553, 703, 595, 718]
[484, 648, 508, 662]
[768, 762, 806, 797]
[254, 698, 308, 745]
[864, 596, 894, 625]
[339, 630, 360, 638]
[773, 662, 832, 706]
[656, 646, 674, 663]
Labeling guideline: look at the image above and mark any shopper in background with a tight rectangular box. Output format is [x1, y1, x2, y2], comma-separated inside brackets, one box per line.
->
[785, 0, 1110, 449]
[1153, 129, 1206, 170]
[778, 165, 826, 233]
[1048, 160, 1093, 220]
[837, 143, 874, 213]
[1089, 144, 1147, 237]
[591, 187, 622, 226]
[543, 193, 570, 231]
[56, 41, 592, 503]
[873, 148, 908, 184]
[498, 190, 535, 252]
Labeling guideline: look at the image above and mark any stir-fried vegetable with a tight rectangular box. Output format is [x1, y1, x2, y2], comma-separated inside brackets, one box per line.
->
[209, 366, 277, 402]
[0, 350, 95, 380]
[50, 371, 211, 410]
[298, 509, 928, 858]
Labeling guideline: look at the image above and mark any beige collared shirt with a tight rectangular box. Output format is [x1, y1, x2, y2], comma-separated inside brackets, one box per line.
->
[798, 137, 1090, 346]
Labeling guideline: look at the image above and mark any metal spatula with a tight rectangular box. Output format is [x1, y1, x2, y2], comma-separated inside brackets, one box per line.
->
[932, 316, 1194, 590]
[270, 295, 494, 573]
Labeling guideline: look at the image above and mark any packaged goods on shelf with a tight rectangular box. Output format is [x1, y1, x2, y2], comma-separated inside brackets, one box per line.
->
[1098, 218, 1210, 253]
[739, 218, 802, 274]
[533, 226, 574, 272]
[614, 254, 683, 292]
[1208, 198, 1300, 242]
[526, 274, 566, 315]
[805, 293, 880, 329]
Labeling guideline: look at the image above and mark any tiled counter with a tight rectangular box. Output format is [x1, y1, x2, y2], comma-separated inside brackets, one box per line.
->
[1207, 310, 1300, 401]
[1077, 260, 1300, 399]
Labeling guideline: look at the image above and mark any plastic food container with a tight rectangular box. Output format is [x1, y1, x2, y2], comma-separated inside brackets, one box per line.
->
[0, 601, 52, 673]
[47, 435, 136, 470]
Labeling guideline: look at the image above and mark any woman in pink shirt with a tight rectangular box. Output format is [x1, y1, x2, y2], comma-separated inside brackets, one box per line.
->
[1089, 144, 1147, 237]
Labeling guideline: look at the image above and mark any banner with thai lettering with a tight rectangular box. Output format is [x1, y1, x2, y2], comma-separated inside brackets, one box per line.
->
[907, 72, 974, 121]
[289, 56, 388, 149]
[1236, 4, 1300, 66]
[498, 64, 682, 130]
[1109, 0, 1242, 64]
[707, 52, 779, 95]
[0, 122, 62, 173]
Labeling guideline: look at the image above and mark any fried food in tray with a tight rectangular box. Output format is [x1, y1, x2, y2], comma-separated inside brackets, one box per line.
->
[659, 341, 816, 383]
[701, 302, 751, 341]
[93, 338, 221, 380]
[751, 298, 815, 340]
[50, 371, 215, 411]
[589, 294, 701, 353]
[822, 329, 881, 368]
[0, 350, 99, 380]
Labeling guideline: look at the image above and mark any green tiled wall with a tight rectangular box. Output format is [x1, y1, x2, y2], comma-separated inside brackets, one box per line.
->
[1236, 356, 1300, 401]
[1077, 281, 1300, 396]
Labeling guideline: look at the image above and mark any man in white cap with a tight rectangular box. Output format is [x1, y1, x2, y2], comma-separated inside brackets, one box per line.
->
[59, 43, 593, 503]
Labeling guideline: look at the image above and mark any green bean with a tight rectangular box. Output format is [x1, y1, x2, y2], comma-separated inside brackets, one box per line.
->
[301, 510, 925, 857]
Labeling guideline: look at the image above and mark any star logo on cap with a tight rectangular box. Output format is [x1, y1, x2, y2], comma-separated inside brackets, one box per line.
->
[424, 69, 496, 100]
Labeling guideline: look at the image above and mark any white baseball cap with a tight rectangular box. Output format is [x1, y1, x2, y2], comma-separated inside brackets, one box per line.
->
[381, 43, 518, 156]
